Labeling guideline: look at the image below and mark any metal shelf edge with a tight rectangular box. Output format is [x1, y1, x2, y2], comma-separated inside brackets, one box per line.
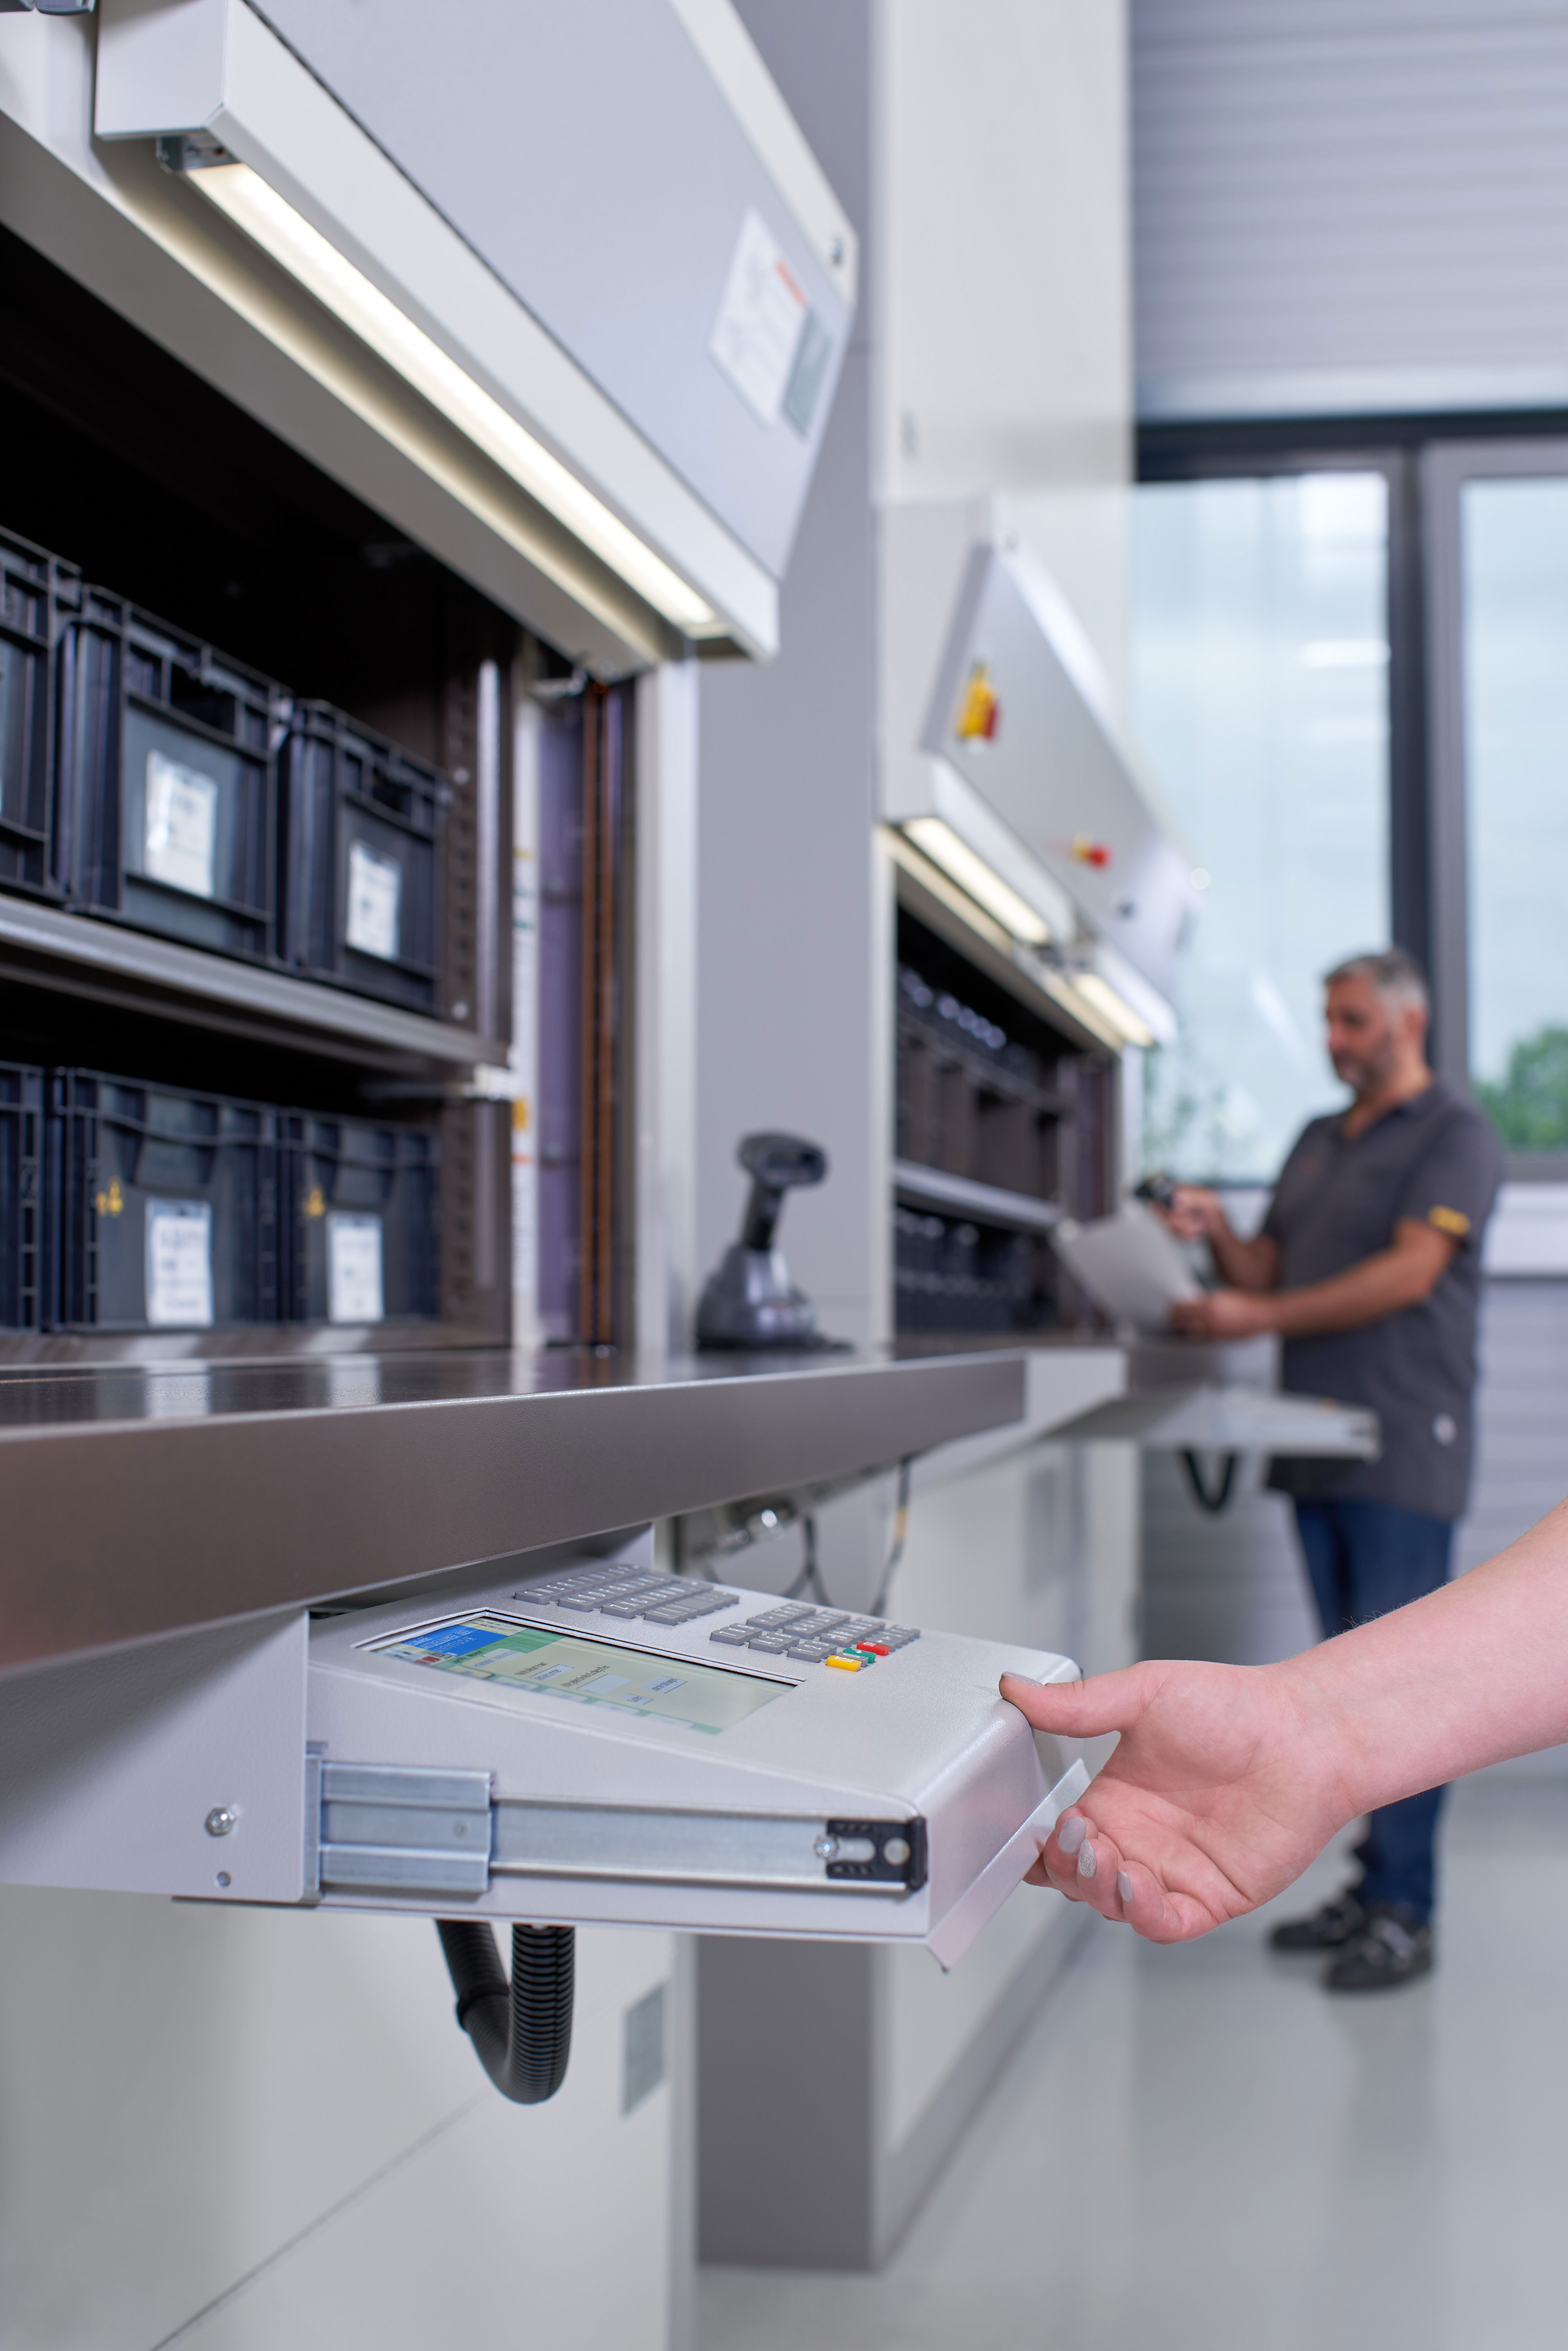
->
[0, 894, 503, 1068]
[893, 1160, 1063, 1235]
[0, 1350, 1028, 1674]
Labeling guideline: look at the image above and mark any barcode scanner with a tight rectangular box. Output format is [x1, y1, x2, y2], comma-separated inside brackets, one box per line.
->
[696, 1132, 829, 1349]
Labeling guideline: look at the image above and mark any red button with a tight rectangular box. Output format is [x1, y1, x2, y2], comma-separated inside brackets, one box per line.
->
[856, 1643, 891, 1655]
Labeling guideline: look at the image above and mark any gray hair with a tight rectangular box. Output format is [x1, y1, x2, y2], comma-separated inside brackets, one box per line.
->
[1324, 948, 1430, 1015]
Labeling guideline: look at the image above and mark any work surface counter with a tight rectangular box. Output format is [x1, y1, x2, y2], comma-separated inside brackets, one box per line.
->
[0, 1347, 1027, 1676]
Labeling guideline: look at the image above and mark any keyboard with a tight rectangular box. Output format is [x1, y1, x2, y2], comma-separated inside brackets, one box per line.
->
[510, 1563, 921, 1670]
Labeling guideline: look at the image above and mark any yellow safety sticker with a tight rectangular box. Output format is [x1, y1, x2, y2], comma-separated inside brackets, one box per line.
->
[1427, 1204, 1471, 1238]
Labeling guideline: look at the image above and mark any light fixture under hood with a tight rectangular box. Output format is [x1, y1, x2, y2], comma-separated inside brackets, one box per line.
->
[1070, 971, 1157, 1049]
[177, 157, 722, 641]
[900, 818, 1052, 947]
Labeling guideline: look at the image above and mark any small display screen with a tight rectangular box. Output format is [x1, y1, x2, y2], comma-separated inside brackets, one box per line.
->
[374, 1614, 789, 1737]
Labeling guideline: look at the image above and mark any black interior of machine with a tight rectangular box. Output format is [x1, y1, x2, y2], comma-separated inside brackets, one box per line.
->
[0, 225, 578, 1344]
[893, 906, 1114, 1337]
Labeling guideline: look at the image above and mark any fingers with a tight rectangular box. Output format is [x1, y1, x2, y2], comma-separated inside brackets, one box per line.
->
[1030, 1813, 1232, 1946]
[1168, 1295, 1213, 1335]
[999, 1665, 1153, 1740]
[1173, 1186, 1222, 1236]
[1028, 1811, 1224, 1945]
[1035, 1809, 1130, 1924]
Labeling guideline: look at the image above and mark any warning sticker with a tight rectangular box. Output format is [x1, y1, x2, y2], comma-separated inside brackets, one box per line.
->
[710, 210, 811, 427]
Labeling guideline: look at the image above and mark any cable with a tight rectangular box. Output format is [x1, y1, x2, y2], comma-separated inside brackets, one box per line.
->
[436, 1920, 574, 2104]
[1179, 1449, 1240, 1516]
[870, 1458, 913, 1617]
[782, 1511, 832, 1605]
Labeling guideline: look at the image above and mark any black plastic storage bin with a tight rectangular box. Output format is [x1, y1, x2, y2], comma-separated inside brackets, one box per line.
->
[0, 525, 77, 902]
[47, 1070, 280, 1331]
[0, 1062, 44, 1330]
[277, 702, 445, 1013]
[54, 592, 277, 962]
[893, 1205, 1045, 1337]
[280, 1114, 439, 1325]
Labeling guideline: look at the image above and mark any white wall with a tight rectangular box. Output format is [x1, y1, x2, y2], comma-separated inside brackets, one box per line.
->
[695, 339, 889, 1348]
[0, 1891, 684, 2350]
[701, 0, 1136, 1362]
[878, 0, 1133, 714]
[1133, 0, 1568, 421]
[699, 0, 886, 1352]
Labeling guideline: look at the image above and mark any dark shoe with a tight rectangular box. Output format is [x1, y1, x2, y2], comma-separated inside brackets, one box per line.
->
[1269, 1889, 1367, 1951]
[1323, 1907, 1432, 1992]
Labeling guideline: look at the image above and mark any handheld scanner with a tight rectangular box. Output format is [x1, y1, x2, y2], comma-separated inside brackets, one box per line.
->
[738, 1132, 828, 1251]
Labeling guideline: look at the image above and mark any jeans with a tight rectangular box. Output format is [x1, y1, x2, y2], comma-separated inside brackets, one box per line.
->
[1293, 1499, 1455, 1926]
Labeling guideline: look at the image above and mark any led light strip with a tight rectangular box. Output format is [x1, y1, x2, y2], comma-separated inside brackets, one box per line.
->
[188, 162, 721, 639]
[1070, 971, 1157, 1049]
[900, 817, 1052, 946]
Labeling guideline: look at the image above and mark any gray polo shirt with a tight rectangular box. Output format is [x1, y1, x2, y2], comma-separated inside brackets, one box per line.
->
[1262, 1081, 1502, 1521]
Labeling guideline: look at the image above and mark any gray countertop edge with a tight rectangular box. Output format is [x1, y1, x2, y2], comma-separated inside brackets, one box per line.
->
[0, 1350, 1026, 1675]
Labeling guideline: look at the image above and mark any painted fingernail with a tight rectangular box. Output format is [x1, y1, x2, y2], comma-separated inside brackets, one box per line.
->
[1077, 1841, 1097, 1880]
[1057, 1814, 1087, 1856]
[1117, 1870, 1134, 1905]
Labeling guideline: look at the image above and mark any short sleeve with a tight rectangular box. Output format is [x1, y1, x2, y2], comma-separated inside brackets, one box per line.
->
[1395, 1108, 1503, 1251]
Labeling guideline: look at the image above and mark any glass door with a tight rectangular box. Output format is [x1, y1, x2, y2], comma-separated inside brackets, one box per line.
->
[1425, 440, 1568, 1167]
[1130, 467, 1392, 1183]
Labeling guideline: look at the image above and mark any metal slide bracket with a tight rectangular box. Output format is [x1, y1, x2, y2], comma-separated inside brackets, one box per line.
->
[302, 1755, 929, 1907]
[307, 1759, 494, 1900]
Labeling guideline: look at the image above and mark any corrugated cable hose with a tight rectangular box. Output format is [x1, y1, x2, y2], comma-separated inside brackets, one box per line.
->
[436, 1920, 575, 2104]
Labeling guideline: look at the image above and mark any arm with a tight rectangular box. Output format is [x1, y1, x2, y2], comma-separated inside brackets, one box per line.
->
[1001, 1496, 1568, 1944]
[1170, 1216, 1457, 1341]
[1160, 1185, 1281, 1294]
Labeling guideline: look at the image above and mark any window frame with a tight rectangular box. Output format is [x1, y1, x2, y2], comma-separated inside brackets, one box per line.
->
[1139, 411, 1568, 1185]
[1423, 436, 1568, 1179]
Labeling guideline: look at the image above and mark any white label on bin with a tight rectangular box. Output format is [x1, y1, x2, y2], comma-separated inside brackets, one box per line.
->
[328, 1212, 384, 1324]
[709, 210, 809, 426]
[145, 1199, 214, 1328]
[346, 839, 402, 963]
[145, 750, 219, 900]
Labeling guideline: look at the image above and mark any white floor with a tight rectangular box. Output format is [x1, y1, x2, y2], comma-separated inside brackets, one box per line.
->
[700, 1771, 1568, 2351]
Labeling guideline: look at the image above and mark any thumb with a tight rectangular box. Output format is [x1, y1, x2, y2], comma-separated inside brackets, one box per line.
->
[999, 1663, 1157, 1741]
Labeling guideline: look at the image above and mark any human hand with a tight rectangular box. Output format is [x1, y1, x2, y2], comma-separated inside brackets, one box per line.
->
[1157, 1183, 1226, 1243]
[1001, 1659, 1351, 1943]
[1169, 1288, 1275, 1339]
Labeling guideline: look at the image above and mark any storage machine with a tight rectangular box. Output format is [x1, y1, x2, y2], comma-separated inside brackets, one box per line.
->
[0, 1516, 1086, 2106]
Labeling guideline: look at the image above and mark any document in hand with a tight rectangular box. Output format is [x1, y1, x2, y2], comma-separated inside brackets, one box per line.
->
[1050, 1201, 1201, 1333]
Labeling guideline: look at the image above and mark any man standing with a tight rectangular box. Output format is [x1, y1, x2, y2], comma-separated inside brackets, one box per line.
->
[1163, 949, 1502, 1991]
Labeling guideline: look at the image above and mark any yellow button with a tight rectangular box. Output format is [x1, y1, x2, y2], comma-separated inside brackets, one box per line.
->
[826, 1654, 866, 1672]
